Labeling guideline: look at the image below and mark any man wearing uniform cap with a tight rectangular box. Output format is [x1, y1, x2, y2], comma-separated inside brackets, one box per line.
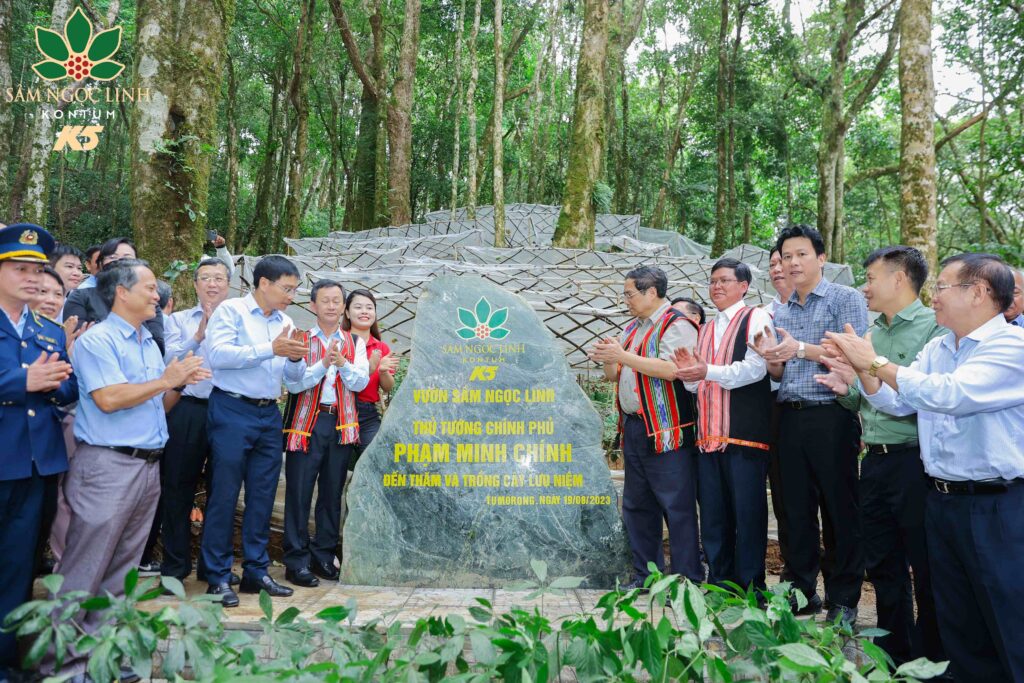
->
[0, 223, 77, 680]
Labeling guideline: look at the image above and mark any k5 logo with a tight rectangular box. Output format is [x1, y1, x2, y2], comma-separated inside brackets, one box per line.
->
[53, 125, 103, 151]
[468, 365, 497, 381]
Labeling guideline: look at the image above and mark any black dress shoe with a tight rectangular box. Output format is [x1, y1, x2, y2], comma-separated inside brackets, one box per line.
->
[239, 574, 294, 597]
[206, 583, 240, 608]
[310, 559, 340, 581]
[285, 567, 320, 588]
[789, 592, 823, 616]
[197, 567, 241, 585]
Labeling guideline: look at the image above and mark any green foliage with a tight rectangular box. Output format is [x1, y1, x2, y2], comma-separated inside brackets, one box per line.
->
[5, 565, 947, 681]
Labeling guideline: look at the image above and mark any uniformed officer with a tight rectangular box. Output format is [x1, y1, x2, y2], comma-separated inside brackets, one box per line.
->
[0, 223, 77, 680]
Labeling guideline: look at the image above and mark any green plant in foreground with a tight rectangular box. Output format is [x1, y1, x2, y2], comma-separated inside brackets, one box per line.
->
[5, 564, 948, 682]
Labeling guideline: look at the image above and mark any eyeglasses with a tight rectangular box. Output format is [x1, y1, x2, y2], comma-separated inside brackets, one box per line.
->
[621, 289, 646, 301]
[709, 278, 739, 288]
[197, 275, 228, 284]
[272, 281, 298, 296]
[931, 281, 977, 294]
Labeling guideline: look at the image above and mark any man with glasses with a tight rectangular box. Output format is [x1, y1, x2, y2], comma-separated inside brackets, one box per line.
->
[200, 255, 308, 607]
[158, 258, 233, 587]
[673, 258, 774, 592]
[825, 253, 1024, 682]
[589, 265, 703, 587]
[1003, 268, 1023, 327]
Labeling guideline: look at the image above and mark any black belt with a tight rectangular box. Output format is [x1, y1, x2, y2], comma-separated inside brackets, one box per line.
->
[179, 395, 209, 405]
[91, 444, 163, 463]
[929, 477, 1023, 495]
[866, 442, 917, 455]
[782, 400, 837, 410]
[214, 388, 277, 407]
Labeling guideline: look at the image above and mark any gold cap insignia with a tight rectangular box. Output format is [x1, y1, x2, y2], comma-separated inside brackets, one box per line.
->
[19, 230, 39, 245]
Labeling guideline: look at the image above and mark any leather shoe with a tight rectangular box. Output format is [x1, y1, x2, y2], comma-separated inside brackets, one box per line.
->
[285, 566, 320, 588]
[310, 559, 340, 581]
[789, 592, 823, 616]
[825, 604, 858, 628]
[206, 583, 240, 608]
[240, 574, 294, 597]
[197, 567, 240, 585]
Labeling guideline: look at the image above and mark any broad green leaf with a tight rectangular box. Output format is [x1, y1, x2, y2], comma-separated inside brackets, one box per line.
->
[35, 28, 69, 61]
[160, 575, 186, 600]
[457, 307, 476, 327]
[456, 328, 476, 339]
[490, 328, 510, 339]
[65, 7, 92, 53]
[468, 606, 491, 622]
[316, 605, 352, 622]
[894, 658, 949, 678]
[413, 651, 440, 666]
[530, 559, 548, 582]
[88, 26, 121, 61]
[124, 567, 139, 595]
[259, 590, 273, 620]
[33, 60, 67, 81]
[475, 297, 491, 325]
[633, 626, 664, 680]
[775, 643, 829, 668]
[25, 625, 52, 666]
[860, 639, 893, 671]
[42, 574, 64, 594]
[857, 627, 890, 638]
[275, 606, 301, 625]
[548, 576, 583, 590]
[487, 307, 508, 328]
[88, 60, 124, 81]
[80, 596, 111, 611]
[469, 631, 496, 664]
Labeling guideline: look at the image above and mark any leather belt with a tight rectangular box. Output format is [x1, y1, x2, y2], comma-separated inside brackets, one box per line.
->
[92, 444, 163, 463]
[179, 395, 209, 405]
[929, 477, 1023, 495]
[866, 442, 917, 455]
[782, 400, 837, 410]
[318, 403, 338, 415]
[215, 388, 277, 407]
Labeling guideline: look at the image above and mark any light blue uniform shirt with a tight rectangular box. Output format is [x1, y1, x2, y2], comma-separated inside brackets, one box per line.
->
[206, 293, 304, 399]
[864, 314, 1024, 481]
[78, 274, 96, 289]
[285, 326, 370, 403]
[2, 305, 29, 337]
[164, 305, 215, 399]
[73, 312, 169, 449]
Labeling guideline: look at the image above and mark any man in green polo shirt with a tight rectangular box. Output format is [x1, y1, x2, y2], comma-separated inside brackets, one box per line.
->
[816, 246, 946, 666]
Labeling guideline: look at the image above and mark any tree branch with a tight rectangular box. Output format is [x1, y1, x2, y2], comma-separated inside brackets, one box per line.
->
[327, 0, 380, 100]
[844, 7, 899, 122]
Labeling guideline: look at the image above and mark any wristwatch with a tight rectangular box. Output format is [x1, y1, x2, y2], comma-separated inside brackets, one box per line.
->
[868, 356, 890, 377]
[796, 342, 806, 360]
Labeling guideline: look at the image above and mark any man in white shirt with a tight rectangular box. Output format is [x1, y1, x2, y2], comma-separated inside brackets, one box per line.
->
[674, 258, 774, 591]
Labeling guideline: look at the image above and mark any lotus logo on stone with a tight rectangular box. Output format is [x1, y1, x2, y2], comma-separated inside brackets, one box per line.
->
[456, 297, 510, 340]
[33, 7, 125, 82]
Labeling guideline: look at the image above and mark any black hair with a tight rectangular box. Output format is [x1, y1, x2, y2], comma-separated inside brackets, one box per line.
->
[864, 246, 929, 294]
[311, 278, 345, 303]
[41, 265, 66, 294]
[342, 288, 382, 340]
[252, 255, 300, 289]
[85, 244, 101, 263]
[769, 245, 781, 259]
[710, 257, 753, 285]
[98, 237, 137, 265]
[671, 296, 705, 325]
[625, 265, 668, 298]
[157, 280, 173, 310]
[194, 257, 230, 281]
[49, 243, 84, 265]
[97, 258, 150, 309]
[940, 253, 1015, 312]
[775, 224, 825, 257]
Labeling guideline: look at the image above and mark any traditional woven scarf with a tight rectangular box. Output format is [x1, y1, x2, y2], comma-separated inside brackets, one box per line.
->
[283, 329, 360, 452]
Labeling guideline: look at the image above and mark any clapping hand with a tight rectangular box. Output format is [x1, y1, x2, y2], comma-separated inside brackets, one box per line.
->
[378, 352, 400, 375]
[822, 324, 877, 372]
[759, 326, 800, 363]
[62, 315, 93, 359]
[162, 351, 210, 388]
[813, 354, 857, 396]
[272, 326, 308, 360]
[322, 338, 341, 368]
[672, 346, 708, 382]
[26, 351, 73, 392]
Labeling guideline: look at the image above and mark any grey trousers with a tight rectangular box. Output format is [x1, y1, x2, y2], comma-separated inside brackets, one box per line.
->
[47, 444, 161, 675]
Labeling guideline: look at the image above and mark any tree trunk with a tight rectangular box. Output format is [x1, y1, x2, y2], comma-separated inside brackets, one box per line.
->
[899, 0, 937, 275]
[249, 61, 284, 250]
[0, 0, 13, 217]
[283, 0, 314, 242]
[492, 0, 506, 246]
[464, 0, 482, 218]
[224, 55, 240, 250]
[385, 0, 422, 225]
[711, 0, 729, 256]
[130, 0, 234, 288]
[553, 0, 608, 249]
[652, 59, 700, 228]
[449, 0, 466, 217]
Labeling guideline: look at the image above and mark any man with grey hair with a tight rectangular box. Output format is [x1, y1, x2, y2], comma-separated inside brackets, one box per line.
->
[1003, 267, 1023, 327]
[49, 259, 209, 679]
[589, 265, 703, 587]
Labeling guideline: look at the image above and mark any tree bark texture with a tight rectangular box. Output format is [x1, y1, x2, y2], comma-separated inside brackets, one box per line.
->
[0, 0, 13, 217]
[283, 0, 314, 243]
[449, 0, 466, 218]
[711, 0, 729, 256]
[492, 0, 506, 246]
[464, 0, 482, 218]
[224, 54, 240, 251]
[386, 0, 422, 225]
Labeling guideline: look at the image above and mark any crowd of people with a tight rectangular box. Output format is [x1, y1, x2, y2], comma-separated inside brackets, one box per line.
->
[589, 224, 1024, 682]
[0, 223, 396, 682]
[1, 219, 1023, 681]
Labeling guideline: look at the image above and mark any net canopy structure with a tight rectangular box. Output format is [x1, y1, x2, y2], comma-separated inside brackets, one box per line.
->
[242, 205, 854, 374]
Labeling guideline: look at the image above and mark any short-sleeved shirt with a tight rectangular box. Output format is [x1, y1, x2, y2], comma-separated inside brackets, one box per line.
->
[617, 301, 698, 415]
[73, 312, 169, 449]
[357, 336, 392, 404]
[775, 278, 868, 402]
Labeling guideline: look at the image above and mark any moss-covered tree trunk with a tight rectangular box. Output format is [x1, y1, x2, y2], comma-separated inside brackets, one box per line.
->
[465, 0, 483, 218]
[899, 0, 937, 275]
[224, 54, 239, 250]
[492, 0, 506, 246]
[711, 0, 729, 257]
[553, 0, 608, 249]
[449, 0, 466, 217]
[129, 0, 234, 292]
[283, 0, 314, 242]
[386, 0, 421, 226]
[0, 0, 14, 217]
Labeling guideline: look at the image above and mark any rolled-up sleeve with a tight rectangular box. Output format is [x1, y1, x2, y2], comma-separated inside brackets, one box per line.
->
[206, 305, 274, 370]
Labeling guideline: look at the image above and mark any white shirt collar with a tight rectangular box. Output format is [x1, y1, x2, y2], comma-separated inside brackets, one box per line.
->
[716, 299, 746, 323]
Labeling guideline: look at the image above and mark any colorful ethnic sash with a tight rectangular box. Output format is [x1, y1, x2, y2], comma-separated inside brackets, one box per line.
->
[695, 306, 770, 452]
[283, 329, 360, 452]
[616, 307, 698, 453]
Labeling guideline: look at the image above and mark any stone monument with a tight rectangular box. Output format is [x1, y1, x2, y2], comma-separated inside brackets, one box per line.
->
[341, 276, 630, 588]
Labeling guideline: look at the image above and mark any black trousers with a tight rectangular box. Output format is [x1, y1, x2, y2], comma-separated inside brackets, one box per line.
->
[926, 484, 1024, 682]
[351, 400, 381, 468]
[0, 467, 44, 671]
[621, 414, 703, 582]
[777, 403, 862, 607]
[282, 411, 354, 571]
[767, 397, 791, 576]
[861, 446, 944, 665]
[159, 397, 212, 579]
[697, 445, 768, 589]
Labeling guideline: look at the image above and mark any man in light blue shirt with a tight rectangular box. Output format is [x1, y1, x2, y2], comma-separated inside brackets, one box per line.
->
[1003, 268, 1023, 327]
[200, 255, 308, 607]
[826, 253, 1024, 682]
[53, 260, 207, 679]
[281, 280, 369, 588]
